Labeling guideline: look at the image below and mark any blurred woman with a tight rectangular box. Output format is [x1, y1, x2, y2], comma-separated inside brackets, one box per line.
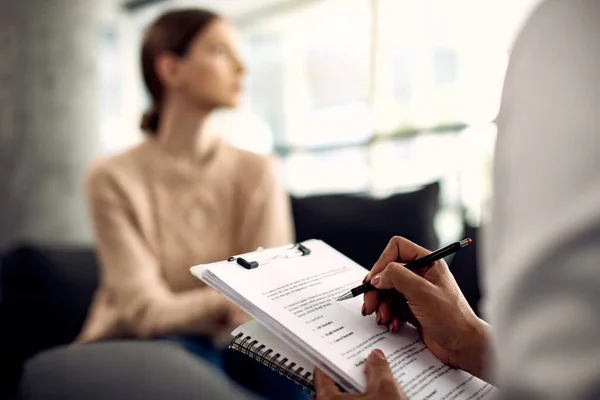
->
[77, 9, 299, 399]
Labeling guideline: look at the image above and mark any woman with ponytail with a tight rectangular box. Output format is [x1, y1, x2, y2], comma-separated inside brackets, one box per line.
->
[78, 9, 299, 399]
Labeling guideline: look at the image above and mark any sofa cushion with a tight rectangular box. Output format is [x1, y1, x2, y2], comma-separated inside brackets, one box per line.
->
[292, 182, 439, 270]
[0, 245, 99, 374]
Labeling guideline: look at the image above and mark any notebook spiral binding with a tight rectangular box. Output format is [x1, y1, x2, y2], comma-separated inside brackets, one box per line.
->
[229, 332, 315, 394]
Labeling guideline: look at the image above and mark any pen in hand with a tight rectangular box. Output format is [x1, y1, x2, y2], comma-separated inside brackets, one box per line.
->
[336, 238, 472, 301]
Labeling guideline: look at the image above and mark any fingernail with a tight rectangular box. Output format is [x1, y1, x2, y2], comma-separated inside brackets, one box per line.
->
[388, 323, 395, 333]
[371, 273, 381, 286]
[361, 303, 366, 316]
[370, 349, 385, 360]
[362, 274, 370, 284]
[376, 313, 381, 325]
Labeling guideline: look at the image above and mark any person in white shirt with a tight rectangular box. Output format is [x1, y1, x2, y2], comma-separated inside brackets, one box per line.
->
[314, 0, 600, 398]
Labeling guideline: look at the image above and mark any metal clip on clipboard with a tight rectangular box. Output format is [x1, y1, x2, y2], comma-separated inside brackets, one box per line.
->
[227, 243, 312, 270]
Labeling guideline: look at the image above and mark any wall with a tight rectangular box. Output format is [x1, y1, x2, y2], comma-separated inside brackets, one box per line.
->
[0, 0, 103, 250]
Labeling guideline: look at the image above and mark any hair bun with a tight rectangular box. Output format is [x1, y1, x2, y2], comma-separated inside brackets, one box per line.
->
[141, 107, 160, 134]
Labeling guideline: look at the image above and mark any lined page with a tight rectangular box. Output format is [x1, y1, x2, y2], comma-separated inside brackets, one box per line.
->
[197, 240, 494, 399]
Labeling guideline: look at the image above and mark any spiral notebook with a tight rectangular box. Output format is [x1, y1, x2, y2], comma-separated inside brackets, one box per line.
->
[191, 240, 495, 399]
[230, 320, 316, 393]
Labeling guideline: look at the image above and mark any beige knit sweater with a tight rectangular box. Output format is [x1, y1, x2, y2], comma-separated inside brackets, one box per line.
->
[76, 136, 294, 342]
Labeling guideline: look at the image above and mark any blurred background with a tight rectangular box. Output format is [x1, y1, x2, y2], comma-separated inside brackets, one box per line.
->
[0, 1, 545, 397]
[0, 0, 542, 250]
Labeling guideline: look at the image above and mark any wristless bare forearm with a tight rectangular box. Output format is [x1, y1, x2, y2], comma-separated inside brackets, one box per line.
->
[456, 318, 492, 382]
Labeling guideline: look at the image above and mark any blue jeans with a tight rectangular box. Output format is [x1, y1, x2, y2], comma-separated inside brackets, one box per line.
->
[165, 335, 309, 400]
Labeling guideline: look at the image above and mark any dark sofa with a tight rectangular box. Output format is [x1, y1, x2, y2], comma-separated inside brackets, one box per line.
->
[0, 182, 483, 399]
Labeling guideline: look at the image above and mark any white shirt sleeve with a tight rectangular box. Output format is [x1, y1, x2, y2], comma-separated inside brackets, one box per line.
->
[483, 0, 600, 398]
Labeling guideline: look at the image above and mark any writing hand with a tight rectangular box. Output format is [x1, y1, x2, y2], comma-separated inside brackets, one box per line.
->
[313, 349, 407, 400]
[363, 236, 490, 380]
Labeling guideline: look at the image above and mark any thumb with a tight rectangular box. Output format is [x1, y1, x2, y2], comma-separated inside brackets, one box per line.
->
[371, 262, 431, 298]
[364, 349, 395, 392]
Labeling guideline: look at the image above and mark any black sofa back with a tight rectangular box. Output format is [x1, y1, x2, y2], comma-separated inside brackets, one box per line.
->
[292, 182, 439, 270]
[448, 222, 481, 316]
[0, 246, 99, 397]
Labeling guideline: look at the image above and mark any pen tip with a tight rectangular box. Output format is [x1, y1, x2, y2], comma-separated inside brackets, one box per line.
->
[336, 292, 354, 302]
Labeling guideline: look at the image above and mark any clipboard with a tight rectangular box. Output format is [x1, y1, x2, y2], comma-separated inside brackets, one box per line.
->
[227, 243, 312, 269]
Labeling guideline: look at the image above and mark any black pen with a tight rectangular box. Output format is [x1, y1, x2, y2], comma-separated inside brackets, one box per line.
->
[336, 238, 472, 301]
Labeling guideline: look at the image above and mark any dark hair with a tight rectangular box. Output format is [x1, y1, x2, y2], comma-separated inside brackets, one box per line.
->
[140, 9, 219, 135]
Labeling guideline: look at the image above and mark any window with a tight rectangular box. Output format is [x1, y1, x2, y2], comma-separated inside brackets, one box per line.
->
[242, 0, 373, 149]
[101, 0, 542, 238]
[238, 1, 506, 204]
